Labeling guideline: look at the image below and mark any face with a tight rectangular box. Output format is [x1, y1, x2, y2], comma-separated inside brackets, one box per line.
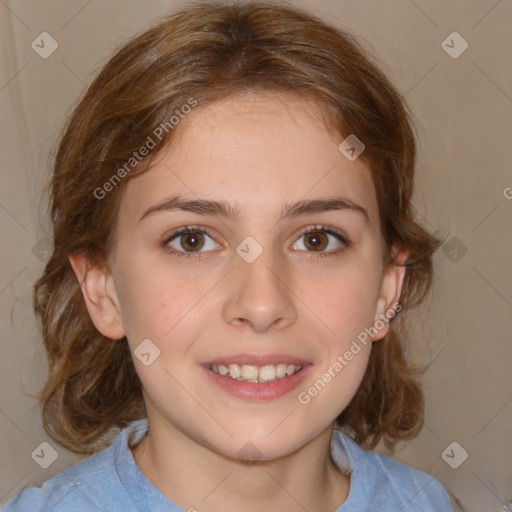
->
[74, 92, 405, 462]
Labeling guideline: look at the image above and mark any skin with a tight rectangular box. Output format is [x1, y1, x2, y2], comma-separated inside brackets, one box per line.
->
[69, 91, 407, 512]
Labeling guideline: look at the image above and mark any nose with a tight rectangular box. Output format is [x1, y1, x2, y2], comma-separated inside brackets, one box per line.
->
[222, 247, 298, 333]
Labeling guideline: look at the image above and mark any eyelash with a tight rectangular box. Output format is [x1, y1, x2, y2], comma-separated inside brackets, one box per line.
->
[295, 224, 351, 259]
[161, 225, 219, 261]
[161, 224, 351, 260]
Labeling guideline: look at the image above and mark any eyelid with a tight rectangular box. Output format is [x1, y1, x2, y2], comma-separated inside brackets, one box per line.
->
[161, 224, 351, 259]
[294, 225, 350, 247]
[162, 225, 219, 245]
[294, 224, 349, 242]
[291, 224, 351, 257]
[161, 225, 222, 259]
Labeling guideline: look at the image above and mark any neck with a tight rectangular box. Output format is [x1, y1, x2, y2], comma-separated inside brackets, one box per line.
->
[131, 416, 350, 512]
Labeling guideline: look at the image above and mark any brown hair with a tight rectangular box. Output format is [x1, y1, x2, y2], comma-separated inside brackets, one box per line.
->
[34, 0, 443, 454]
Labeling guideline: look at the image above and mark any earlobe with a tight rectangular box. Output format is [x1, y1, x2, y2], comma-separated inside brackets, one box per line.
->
[68, 253, 126, 340]
[372, 245, 408, 341]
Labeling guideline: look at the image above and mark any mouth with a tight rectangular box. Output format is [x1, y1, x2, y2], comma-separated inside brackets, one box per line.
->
[208, 363, 303, 383]
[202, 354, 311, 401]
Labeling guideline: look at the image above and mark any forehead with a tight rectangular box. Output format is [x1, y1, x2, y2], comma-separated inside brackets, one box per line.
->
[119, 92, 379, 228]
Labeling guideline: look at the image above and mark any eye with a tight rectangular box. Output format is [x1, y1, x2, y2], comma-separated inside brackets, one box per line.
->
[291, 225, 350, 256]
[162, 226, 221, 256]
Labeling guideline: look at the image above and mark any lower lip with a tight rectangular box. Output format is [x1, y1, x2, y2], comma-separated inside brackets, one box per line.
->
[202, 365, 312, 401]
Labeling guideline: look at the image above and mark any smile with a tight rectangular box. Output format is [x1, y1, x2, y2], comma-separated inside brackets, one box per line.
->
[209, 363, 303, 383]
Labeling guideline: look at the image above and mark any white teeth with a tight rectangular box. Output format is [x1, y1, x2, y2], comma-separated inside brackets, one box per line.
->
[276, 363, 288, 378]
[229, 364, 241, 379]
[211, 363, 303, 382]
[241, 365, 259, 380]
[259, 365, 276, 382]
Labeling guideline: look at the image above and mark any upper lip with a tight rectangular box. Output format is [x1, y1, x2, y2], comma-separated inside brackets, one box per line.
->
[204, 353, 311, 367]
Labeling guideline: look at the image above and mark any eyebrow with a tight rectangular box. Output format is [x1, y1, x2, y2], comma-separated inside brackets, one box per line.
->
[138, 195, 370, 224]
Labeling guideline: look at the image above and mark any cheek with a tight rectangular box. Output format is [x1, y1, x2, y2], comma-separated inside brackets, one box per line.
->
[307, 344, 372, 420]
[296, 259, 381, 340]
[114, 256, 213, 342]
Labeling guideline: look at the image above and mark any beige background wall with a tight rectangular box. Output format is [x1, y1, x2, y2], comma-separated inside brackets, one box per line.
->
[1, 1, 511, 510]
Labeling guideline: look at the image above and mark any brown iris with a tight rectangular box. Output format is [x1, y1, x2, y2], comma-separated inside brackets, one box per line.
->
[180, 232, 205, 252]
[303, 231, 328, 251]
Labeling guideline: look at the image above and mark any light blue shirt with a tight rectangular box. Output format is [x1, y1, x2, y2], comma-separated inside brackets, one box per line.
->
[2, 419, 453, 511]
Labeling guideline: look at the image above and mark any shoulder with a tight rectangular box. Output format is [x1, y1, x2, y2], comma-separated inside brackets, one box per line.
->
[331, 430, 453, 511]
[1, 421, 147, 512]
[1, 454, 107, 511]
[1, 448, 129, 512]
[368, 449, 453, 511]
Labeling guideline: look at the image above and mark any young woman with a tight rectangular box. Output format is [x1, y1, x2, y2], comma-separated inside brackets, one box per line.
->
[3, 1, 452, 510]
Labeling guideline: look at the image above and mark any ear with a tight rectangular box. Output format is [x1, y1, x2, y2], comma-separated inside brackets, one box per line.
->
[372, 244, 408, 341]
[68, 253, 126, 340]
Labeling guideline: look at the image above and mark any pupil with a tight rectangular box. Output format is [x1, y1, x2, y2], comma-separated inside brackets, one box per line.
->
[182, 233, 204, 251]
[305, 232, 326, 251]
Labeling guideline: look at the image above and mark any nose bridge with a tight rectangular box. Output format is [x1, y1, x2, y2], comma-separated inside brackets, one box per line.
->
[222, 242, 297, 332]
